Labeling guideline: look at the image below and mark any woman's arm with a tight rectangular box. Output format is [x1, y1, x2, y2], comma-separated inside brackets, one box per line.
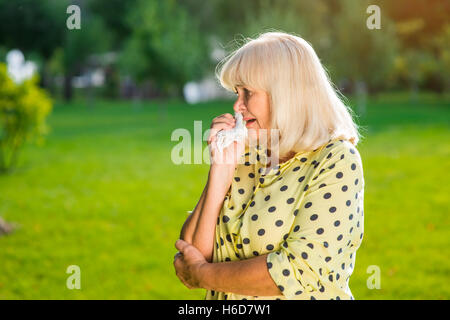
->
[179, 112, 245, 262]
[178, 164, 234, 260]
[191, 164, 234, 262]
[199, 254, 281, 296]
[179, 178, 209, 243]
[174, 239, 280, 296]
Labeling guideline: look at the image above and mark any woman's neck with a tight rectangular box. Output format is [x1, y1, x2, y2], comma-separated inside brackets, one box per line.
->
[263, 149, 296, 170]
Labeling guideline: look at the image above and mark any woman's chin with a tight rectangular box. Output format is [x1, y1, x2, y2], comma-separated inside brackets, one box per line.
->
[247, 128, 259, 142]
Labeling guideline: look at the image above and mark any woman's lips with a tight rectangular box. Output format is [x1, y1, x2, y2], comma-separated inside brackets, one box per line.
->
[245, 119, 257, 127]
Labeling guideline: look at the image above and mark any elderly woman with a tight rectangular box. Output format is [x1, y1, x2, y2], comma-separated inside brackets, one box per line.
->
[173, 31, 364, 300]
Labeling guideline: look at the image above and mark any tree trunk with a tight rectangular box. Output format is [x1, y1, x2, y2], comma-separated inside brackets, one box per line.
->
[64, 73, 73, 101]
[355, 80, 367, 117]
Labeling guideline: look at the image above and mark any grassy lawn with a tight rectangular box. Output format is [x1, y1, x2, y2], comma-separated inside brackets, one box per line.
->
[0, 93, 449, 299]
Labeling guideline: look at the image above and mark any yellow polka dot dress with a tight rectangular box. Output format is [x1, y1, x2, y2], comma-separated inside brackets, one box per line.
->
[204, 138, 364, 300]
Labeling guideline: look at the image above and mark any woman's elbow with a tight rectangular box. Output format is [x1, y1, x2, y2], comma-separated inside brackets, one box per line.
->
[179, 229, 193, 244]
[204, 253, 213, 263]
[192, 238, 213, 262]
[179, 215, 194, 244]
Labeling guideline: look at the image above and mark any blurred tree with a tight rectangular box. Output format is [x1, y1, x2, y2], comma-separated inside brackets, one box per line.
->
[0, 0, 112, 100]
[432, 23, 450, 92]
[179, 0, 219, 35]
[216, 0, 399, 97]
[382, 0, 450, 92]
[119, 0, 209, 97]
[0, 0, 446, 99]
[0, 0, 65, 59]
[85, 0, 140, 99]
[0, 62, 52, 234]
[328, 0, 399, 91]
[60, 11, 111, 100]
[235, 0, 337, 67]
[88, 0, 138, 50]
[204, 0, 261, 41]
[0, 0, 66, 90]
[381, 0, 449, 50]
[0, 63, 52, 172]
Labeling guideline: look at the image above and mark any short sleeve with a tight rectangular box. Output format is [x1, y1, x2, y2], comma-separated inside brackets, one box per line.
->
[266, 142, 364, 299]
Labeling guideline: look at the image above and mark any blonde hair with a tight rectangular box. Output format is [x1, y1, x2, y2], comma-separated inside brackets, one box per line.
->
[215, 31, 361, 159]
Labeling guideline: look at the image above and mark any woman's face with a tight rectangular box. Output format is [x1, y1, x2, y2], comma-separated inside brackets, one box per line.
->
[233, 85, 271, 134]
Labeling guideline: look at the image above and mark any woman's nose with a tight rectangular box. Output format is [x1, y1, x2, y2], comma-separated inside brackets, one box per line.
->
[233, 98, 246, 113]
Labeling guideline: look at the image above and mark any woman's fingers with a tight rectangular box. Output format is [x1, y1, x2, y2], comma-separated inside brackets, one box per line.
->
[207, 123, 234, 144]
[212, 114, 235, 127]
[211, 122, 234, 132]
[174, 259, 195, 289]
[211, 120, 234, 130]
[173, 252, 182, 263]
[180, 277, 193, 289]
[207, 113, 240, 164]
[209, 114, 236, 142]
[219, 113, 235, 122]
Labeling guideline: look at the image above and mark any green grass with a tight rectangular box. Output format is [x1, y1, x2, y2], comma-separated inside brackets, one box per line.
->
[0, 92, 449, 299]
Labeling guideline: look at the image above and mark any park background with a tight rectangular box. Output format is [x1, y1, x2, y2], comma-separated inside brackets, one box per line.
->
[0, 0, 448, 299]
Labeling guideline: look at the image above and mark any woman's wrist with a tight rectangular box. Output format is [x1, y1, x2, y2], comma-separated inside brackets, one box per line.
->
[197, 261, 213, 290]
[209, 163, 235, 178]
[208, 164, 235, 192]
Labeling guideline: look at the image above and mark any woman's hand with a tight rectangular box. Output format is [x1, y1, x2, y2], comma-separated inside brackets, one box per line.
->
[207, 113, 235, 148]
[207, 113, 245, 167]
[173, 239, 208, 289]
[174, 239, 282, 296]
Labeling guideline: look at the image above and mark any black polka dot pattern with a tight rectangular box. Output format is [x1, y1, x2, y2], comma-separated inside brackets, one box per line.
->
[205, 139, 364, 301]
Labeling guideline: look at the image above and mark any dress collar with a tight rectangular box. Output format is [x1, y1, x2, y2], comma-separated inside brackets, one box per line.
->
[250, 138, 337, 175]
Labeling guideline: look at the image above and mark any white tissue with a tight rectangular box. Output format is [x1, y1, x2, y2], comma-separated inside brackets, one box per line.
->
[215, 112, 247, 153]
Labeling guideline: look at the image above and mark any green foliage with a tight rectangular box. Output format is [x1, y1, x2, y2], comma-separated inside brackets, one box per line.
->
[0, 63, 52, 172]
[328, 0, 399, 90]
[378, 0, 450, 92]
[62, 16, 111, 72]
[0, 0, 66, 59]
[242, 0, 333, 53]
[0, 0, 447, 97]
[217, 0, 400, 91]
[88, 0, 139, 48]
[119, 0, 209, 95]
